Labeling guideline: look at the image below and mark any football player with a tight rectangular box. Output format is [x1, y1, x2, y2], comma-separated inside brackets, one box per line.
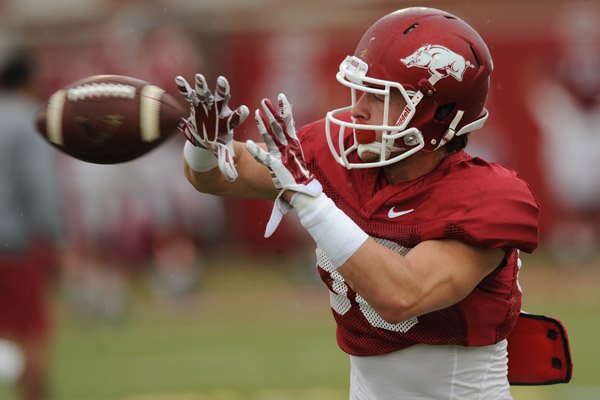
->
[176, 7, 554, 399]
[0, 48, 64, 400]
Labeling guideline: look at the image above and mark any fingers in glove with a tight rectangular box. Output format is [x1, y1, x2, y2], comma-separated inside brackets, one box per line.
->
[245, 139, 271, 166]
[276, 93, 305, 159]
[175, 76, 199, 107]
[180, 118, 210, 149]
[216, 143, 238, 182]
[228, 105, 250, 131]
[260, 99, 287, 147]
[179, 118, 197, 144]
[214, 76, 231, 116]
[254, 109, 280, 155]
[194, 74, 215, 110]
[277, 93, 297, 139]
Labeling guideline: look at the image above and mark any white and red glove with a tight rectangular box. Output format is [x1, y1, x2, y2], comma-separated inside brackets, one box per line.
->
[175, 74, 249, 181]
[245, 94, 322, 237]
[247, 93, 369, 267]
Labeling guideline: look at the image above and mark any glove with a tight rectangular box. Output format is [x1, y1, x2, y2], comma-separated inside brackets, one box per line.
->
[175, 74, 249, 181]
[246, 94, 322, 237]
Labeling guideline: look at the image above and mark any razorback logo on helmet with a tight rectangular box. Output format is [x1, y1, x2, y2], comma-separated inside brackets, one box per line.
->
[400, 44, 474, 82]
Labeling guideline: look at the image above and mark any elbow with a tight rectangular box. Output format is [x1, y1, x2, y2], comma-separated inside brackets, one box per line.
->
[375, 295, 418, 325]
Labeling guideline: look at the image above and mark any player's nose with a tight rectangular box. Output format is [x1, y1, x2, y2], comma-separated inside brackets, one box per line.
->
[351, 92, 370, 121]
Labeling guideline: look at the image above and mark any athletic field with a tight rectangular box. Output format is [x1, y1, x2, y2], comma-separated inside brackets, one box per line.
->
[1, 252, 598, 399]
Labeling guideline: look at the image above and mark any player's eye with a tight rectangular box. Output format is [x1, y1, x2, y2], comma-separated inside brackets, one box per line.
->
[374, 93, 386, 102]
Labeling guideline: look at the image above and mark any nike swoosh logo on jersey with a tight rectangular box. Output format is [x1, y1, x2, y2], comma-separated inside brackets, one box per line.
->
[387, 207, 414, 218]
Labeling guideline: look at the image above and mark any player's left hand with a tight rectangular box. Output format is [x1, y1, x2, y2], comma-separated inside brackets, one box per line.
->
[246, 94, 322, 237]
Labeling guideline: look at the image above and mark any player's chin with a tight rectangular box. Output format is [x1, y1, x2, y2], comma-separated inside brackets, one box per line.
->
[357, 150, 380, 163]
[357, 143, 407, 163]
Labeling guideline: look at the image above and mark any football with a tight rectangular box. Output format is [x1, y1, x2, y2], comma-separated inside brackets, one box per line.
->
[35, 74, 186, 164]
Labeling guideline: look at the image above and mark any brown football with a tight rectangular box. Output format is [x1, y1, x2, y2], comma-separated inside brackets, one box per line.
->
[35, 74, 186, 164]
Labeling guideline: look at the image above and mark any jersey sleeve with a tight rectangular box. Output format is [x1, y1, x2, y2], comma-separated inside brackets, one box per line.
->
[427, 159, 540, 253]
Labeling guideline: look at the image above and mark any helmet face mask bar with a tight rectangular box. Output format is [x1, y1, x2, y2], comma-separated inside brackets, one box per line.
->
[326, 56, 426, 169]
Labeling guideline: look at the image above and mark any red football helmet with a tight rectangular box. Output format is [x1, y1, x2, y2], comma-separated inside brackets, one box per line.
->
[326, 7, 493, 168]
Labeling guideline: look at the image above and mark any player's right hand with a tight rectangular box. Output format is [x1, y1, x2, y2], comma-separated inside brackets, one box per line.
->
[175, 74, 249, 181]
[246, 94, 322, 237]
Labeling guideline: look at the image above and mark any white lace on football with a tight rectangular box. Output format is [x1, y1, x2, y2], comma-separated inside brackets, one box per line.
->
[67, 83, 137, 101]
[317, 237, 419, 333]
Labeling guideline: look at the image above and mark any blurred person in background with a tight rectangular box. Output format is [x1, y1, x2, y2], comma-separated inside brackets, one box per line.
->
[175, 7, 560, 399]
[0, 46, 65, 400]
[527, 5, 600, 264]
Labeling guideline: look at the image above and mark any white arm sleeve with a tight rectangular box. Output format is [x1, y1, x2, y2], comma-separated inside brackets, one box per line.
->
[291, 191, 368, 268]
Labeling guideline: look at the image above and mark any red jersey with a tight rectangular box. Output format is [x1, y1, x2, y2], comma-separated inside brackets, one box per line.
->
[298, 118, 540, 356]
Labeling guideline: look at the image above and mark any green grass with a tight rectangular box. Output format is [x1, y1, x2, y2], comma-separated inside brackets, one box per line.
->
[1, 254, 599, 399]
[53, 317, 347, 398]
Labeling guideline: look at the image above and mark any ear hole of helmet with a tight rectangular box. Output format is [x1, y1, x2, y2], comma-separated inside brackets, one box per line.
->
[403, 24, 418, 34]
[434, 103, 457, 122]
[434, 103, 468, 153]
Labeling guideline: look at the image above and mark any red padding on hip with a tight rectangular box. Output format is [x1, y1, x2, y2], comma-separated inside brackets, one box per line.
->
[507, 312, 573, 385]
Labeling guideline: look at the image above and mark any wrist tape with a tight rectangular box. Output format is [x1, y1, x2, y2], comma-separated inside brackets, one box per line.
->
[183, 141, 218, 172]
[291, 192, 368, 268]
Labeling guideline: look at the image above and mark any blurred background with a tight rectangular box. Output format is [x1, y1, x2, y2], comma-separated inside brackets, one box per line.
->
[0, 0, 599, 399]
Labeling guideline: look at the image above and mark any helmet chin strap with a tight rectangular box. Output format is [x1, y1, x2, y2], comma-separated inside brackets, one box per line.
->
[357, 142, 405, 160]
[434, 108, 489, 150]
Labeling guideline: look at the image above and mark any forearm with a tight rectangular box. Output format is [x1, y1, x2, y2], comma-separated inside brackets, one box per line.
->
[290, 190, 501, 324]
[338, 240, 436, 323]
[338, 239, 501, 323]
[289, 191, 417, 321]
[184, 141, 277, 199]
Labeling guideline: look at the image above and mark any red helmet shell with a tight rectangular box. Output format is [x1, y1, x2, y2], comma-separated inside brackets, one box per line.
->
[354, 7, 493, 150]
